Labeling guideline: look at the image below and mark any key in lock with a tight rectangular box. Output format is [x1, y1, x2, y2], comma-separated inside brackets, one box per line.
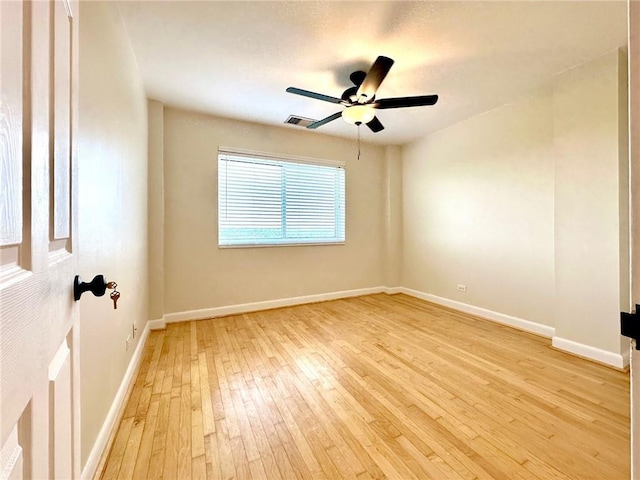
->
[110, 290, 120, 309]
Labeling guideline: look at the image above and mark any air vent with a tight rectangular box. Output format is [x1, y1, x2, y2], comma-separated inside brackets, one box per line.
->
[284, 115, 317, 128]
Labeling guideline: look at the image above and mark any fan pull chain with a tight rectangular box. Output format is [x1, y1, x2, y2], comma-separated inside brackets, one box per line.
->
[357, 124, 361, 161]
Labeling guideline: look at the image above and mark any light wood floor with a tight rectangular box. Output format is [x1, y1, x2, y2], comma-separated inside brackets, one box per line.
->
[98, 294, 630, 479]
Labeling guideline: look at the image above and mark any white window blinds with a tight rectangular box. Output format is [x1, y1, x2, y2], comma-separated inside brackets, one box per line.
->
[218, 148, 345, 247]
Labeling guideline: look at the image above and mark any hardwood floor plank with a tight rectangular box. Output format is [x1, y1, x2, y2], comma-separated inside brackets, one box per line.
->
[248, 457, 268, 480]
[116, 334, 163, 479]
[214, 418, 236, 479]
[225, 327, 262, 463]
[202, 323, 224, 426]
[131, 394, 160, 479]
[149, 331, 167, 396]
[203, 433, 222, 480]
[191, 356, 206, 458]
[190, 322, 207, 459]
[270, 389, 326, 477]
[178, 396, 193, 477]
[230, 435, 251, 479]
[118, 343, 152, 421]
[162, 390, 181, 477]
[147, 391, 170, 479]
[192, 454, 207, 480]
[100, 416, 133, 480]
[160, 328, 175, 396]
[396, 434, 465, 480]
[244, 378, 285, 480]
[97, 294, 630, 480]
[116, 416, 145, 479]
[198, 349, 216, 435]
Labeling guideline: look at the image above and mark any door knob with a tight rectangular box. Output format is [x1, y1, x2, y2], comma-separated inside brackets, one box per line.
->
[73, 275, 120, 310]
[73, 275, 107, 300]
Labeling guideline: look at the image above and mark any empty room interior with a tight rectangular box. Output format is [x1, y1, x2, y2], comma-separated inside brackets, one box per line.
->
[8, 0, 639, 479]
[84, 1, 637, 478]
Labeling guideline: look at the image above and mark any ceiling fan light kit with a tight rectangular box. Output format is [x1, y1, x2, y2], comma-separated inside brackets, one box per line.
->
[286, 55, 439, 133]
[342, 105, 375, 125]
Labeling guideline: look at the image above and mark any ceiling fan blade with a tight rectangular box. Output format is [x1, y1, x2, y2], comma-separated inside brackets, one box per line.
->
[307, 111, 343, 129]
[374, 95, 439, 109]
[286, 87, 344, 104]
[366, 116, 384, 133]
[356, 56, 394, 102]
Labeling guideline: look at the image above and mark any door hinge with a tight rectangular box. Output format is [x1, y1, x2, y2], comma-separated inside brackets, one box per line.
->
[620, 304, 640, 349]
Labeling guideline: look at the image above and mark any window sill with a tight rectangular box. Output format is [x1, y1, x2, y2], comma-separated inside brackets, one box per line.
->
[218, 241, 346, 249]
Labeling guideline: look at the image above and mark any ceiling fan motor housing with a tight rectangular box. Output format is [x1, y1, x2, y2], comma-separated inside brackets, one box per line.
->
[349, 70, 367, 86]
[342, 85, 367, 103]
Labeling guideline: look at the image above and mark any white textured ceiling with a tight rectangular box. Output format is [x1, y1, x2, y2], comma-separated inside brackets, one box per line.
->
[116, 1, 627, 146]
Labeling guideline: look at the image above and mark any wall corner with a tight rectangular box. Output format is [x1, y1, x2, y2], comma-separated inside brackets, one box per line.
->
[382, 145, 403, 288]
[147, 99, 165, 322]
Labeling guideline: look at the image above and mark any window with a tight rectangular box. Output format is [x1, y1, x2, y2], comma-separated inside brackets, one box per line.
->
[218, 148, 345, 247]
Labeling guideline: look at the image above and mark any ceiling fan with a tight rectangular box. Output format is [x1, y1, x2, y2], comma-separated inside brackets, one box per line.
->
[286, 56, 439, 133]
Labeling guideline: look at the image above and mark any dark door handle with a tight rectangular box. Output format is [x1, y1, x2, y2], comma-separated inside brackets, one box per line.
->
[73, 275, 108, 301]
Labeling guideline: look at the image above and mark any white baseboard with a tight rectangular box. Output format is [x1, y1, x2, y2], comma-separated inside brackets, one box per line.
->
[162, 286, 387, 324]
[148, 286, 628, 370]
[81, 321, 151, 480]
[552, 336, 629, 369]
[400, 288, 630, 368]
[385, 286, 403, 295]
[148, 318, 166, 330]
[399, 287, 556, 338]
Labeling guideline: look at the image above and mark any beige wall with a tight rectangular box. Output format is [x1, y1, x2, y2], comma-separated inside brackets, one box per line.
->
[159, 108, 386, 314]
[78, 2, 148, 467]
[402, 49, 629, 359]
[553, 49, 629, 354]
[402, 86, 556, 326]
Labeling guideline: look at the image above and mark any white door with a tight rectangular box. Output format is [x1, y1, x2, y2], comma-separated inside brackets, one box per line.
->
[630, 2, 639, 479]
[0, 0, 80, 478]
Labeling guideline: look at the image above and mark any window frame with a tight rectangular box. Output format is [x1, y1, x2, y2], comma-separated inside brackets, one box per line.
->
[217, 147, 346, 248]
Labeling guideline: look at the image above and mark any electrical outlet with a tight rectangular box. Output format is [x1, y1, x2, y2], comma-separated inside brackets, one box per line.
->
[126, 334, 132, 351]
[132, 323, 138, 339]
[457, 284, 467, 292]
